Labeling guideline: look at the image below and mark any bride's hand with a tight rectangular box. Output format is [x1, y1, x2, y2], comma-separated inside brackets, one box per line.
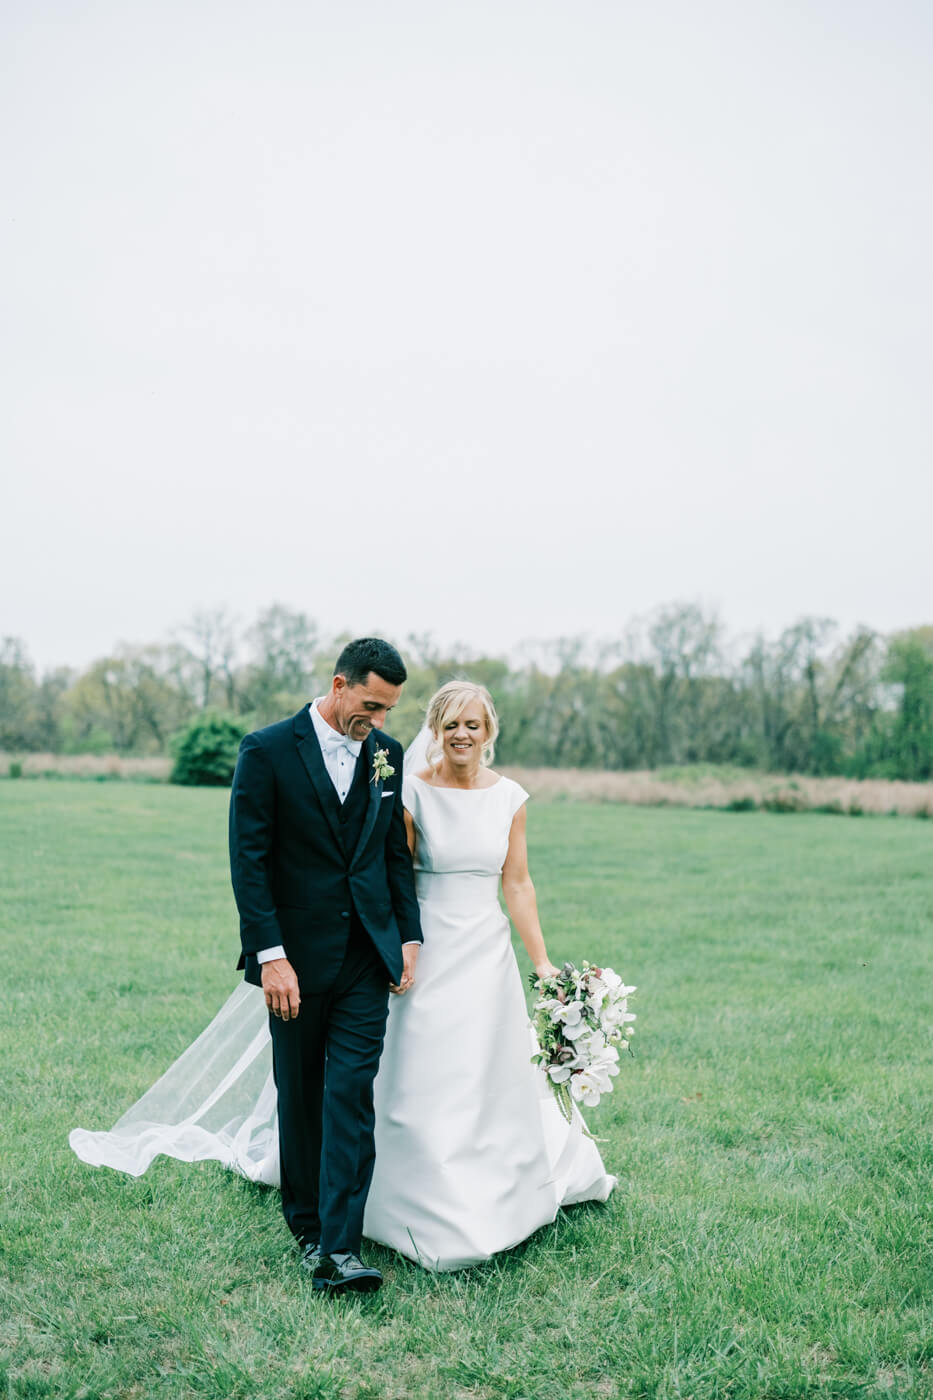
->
[390, 942, 419, 995]
[534, 959, 560, 980]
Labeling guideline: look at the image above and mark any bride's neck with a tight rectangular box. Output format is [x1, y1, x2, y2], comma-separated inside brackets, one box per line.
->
[437, 757, 482, 789]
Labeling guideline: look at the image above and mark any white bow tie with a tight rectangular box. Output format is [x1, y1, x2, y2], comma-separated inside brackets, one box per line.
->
[321, 727, 362, 758]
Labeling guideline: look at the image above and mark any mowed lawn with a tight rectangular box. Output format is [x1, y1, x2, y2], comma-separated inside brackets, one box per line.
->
[1, 783, 931, 1400]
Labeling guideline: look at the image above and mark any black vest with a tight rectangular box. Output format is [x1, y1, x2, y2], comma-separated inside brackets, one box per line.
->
[333, 748, 370, 859]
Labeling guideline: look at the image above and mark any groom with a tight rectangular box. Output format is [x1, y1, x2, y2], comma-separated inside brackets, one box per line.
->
[229, 637, 422, 1294]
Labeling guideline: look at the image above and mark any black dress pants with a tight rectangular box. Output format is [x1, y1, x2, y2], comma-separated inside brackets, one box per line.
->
[269, 921, 390, 1255]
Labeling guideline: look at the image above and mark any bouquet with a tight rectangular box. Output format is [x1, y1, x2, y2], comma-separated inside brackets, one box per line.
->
[530, 961, 636, 1124]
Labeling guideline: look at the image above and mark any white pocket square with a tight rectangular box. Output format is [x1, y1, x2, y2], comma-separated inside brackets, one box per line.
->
[381, 790, 394, 799]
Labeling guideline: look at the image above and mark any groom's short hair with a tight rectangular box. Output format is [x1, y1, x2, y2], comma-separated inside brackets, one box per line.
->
[335, 638, 407, 688]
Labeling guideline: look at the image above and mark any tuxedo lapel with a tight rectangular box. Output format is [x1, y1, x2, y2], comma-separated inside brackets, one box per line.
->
[350, 731, 382, 870]
[294, 707, 345, 852]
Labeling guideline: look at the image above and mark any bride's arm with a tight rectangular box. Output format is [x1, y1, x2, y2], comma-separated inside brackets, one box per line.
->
[403, 808, 417, 857]
[501, 807, 559, 978]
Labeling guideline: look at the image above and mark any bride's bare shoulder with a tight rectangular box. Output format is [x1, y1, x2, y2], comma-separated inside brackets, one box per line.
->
[413, 767, 435, 783]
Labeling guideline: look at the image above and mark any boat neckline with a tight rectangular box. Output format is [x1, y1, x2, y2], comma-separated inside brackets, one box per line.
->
[407, 773, 505, 792]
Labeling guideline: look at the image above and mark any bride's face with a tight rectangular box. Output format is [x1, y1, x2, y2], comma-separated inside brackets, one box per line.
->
[439, 698, 488, 769]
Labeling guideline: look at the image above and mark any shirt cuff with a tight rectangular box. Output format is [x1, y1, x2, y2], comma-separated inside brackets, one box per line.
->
[256, 945, 287, 964]
[401, 941, 420, 947]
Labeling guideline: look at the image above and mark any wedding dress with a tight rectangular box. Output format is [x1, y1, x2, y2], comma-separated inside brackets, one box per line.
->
[70, 769, 615, 1270]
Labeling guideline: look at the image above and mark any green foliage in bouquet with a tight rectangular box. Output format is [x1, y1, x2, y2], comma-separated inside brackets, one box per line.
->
[170, 710, 246, 787]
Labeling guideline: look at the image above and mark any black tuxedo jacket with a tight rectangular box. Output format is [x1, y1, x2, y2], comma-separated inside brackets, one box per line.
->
[228, 706, 422, 991]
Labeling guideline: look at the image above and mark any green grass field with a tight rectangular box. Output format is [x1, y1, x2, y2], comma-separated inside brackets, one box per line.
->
[1, 784, 931, 1400]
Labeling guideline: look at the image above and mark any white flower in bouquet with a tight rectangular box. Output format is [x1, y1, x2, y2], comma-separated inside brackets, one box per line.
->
[530, 960, 637, 1126]
[570, 1062, 617, 1106]
[549, 999, 588, 1039]
[586, 983, 608, 1013]
[546, 1055, 578, 1085]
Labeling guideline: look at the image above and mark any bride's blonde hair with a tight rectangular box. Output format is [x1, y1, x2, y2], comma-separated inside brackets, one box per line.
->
[424, 680, 499, 769]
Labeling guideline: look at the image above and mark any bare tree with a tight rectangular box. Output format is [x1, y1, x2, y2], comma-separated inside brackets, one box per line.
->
[0, 638, 37, 749]
[241, 605, 323, 722]
[177, 607, 241, 710]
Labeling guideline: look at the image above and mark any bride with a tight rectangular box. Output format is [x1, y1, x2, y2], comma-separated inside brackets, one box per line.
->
[70, 681, 615, 1271]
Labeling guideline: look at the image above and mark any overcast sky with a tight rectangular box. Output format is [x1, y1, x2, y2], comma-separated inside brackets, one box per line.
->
[3, 0, 931, 673]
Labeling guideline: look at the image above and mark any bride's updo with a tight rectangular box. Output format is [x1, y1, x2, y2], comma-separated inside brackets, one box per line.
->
[424, 680, 499, 769]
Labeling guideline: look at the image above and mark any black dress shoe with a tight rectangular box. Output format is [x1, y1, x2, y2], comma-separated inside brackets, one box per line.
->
[312, 1251, 382, 1294]
[298, 1241, 321, 1273]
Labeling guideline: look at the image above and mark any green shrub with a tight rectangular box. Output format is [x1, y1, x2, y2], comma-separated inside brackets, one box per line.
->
[761, 788, 809, 813]
[8, 760, 22, 779]
[170, 710, 246, 787]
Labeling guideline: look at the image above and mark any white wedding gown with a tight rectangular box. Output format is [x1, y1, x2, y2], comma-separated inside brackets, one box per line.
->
[70, 773, 615, 1271]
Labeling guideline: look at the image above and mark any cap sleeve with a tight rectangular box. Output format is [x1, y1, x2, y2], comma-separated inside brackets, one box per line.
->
[505, 778, 530, 820]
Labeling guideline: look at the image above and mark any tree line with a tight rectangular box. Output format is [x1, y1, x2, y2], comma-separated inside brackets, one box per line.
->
[2, 603, 932, 781]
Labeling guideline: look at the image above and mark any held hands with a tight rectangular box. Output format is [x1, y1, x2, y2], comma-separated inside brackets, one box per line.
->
[390, 943, 419, 996]
[262, 958, 301, 1021]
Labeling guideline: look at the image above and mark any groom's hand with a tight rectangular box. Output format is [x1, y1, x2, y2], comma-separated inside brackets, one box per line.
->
[262, 958, 301, 1021]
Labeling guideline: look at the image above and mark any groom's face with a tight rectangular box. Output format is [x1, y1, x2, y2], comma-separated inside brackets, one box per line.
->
[332, 671, 403, 742]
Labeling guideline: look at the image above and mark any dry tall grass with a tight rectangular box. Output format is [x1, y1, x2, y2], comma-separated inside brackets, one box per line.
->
[0, 752, 171, 780]
[3, 753, 931, 816]
[502, 766, 933, 818]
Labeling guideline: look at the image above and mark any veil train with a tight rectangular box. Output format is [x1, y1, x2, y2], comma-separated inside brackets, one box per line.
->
[68, 729, 435, 1183]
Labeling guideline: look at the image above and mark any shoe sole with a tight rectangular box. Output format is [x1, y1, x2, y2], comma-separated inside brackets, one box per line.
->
[312, 1274, 382, 1295]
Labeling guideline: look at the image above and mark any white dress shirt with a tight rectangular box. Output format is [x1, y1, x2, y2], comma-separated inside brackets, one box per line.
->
[308, 696, 363, 802]
[257, 700, 416, 963]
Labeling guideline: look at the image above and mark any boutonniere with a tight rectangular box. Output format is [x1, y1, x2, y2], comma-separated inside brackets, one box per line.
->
[371, 747, 395, 785]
